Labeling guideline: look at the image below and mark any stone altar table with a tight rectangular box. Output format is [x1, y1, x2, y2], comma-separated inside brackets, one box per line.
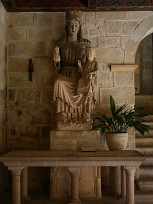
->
[0, 150, 144, 204]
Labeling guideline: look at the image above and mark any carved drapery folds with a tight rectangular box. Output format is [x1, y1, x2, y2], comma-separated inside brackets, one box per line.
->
[53, 10, 98, 130]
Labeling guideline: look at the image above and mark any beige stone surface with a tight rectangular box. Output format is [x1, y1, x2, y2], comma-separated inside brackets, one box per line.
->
[28, 42, 47, 56]
[111, 65, 137, 72]
[8, 72, 35, 88]
[34, 13, 55, 27]
[121, 36, 130, 49]
[8, 13, 34, 27]
[106, 21, 139, 36]
[128, 11, 152, 20]
[86, 19, 106, 37]
[98, 36, 121, 48]
[8, 57, 27, 72]
[114, 72, 134, 87]
[50, 130, 101, 151]
[96, 12, 127, 20]
[97, 70, 113, 88]
[7, 28, 26, 41]
[27, 27, 36, 41]
[99, 87, 135, 105]
[96, 48, 124, 64]
[9, 42, 27, 56]
[36, 29, 53, 41]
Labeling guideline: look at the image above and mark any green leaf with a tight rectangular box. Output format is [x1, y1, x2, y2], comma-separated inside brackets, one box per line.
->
[110, 95, 115, 115]
[92, 95, 151, 135]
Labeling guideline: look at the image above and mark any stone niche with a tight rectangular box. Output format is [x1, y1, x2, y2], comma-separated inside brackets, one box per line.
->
[50, 130, 101, 199]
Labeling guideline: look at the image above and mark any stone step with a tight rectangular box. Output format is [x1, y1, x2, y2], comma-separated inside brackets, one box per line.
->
[136, 130, 153, 138]
[141, 156, 153, 166]
[136, 138, 153, 147]
[136, 148, 153, 156]
[137, 177, 153, 191]
[143, 121, 153, 129]
[139, 166, 153, 177]
[139, 115, 153, 122]
[135, 190, 153, 200]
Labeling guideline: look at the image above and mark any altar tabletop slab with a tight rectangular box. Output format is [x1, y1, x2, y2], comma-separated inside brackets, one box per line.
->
[0, 150, 145, 168]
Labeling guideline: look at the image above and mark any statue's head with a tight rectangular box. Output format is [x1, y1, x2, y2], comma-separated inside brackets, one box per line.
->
[65, 10, 83, 41]
[86, 48, 95, 61]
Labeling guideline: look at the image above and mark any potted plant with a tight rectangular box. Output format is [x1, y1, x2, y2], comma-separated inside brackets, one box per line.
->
[93, 95, 150, 150]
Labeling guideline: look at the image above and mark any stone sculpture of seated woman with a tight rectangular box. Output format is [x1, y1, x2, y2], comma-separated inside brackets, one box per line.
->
[53, 10, 98, 130]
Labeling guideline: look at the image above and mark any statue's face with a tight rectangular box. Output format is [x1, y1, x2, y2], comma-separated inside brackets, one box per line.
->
[67, 20, 80, 37]
[86, 49, 95, 61]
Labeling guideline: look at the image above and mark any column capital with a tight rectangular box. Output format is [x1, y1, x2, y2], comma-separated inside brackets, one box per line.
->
[68, 167, 80, 177]
[124, 167, 136, 176]
[8, 166, 24, 175]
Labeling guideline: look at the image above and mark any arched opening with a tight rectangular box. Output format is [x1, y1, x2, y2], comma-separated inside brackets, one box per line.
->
[135, 33, 153, 95]
[135, 33, 153, 115]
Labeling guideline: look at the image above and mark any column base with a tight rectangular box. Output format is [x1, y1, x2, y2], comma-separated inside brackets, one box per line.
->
[69, 200, 82, 204]
[21, 195, 31, 200]
[126, 202, 135, 204]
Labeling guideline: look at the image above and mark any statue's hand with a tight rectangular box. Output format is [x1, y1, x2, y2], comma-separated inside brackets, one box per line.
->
[78, 60, 82, 68]
[78, 60, 83, 72]
[53, 46, 61, 62]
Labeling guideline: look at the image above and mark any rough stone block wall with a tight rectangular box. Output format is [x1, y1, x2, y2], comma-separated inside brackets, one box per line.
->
[6, 12, 64, 150]
[0, 1, 8, 199]
[0, 2, 7, 153]
[6, 11, 153, 151]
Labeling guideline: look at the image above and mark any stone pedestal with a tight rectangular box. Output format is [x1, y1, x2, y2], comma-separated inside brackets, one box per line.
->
[50, 130, 101, 200]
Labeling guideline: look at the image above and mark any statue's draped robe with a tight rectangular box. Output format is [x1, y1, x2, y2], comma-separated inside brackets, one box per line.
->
[53, 40, 97, 115]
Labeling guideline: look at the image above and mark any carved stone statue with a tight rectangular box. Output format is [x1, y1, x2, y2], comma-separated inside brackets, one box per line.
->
[53, 10, 98, 129]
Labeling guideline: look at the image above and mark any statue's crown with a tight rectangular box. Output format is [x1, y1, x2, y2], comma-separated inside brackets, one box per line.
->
[66, 10, 82, 22]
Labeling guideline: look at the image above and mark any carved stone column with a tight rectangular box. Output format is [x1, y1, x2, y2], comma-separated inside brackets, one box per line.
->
[121, 166, 126, 197]
[109, 167, 121, 196]
[96, 167, 102, 199]
[8, 167, 24, 204]
[124, 167, 136, 204]
[68, 167, 81, 204]
[21, 167, 30, 200]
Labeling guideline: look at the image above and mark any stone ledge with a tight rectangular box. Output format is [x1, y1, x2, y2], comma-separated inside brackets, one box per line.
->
[111, 64, 138, 72]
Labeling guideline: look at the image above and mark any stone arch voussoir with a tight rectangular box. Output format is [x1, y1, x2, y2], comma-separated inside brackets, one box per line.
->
[125, 14, 153, 64]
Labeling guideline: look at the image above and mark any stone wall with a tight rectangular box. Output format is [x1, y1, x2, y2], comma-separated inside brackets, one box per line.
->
[6, 11, 153, 150]
[0, 2, 7, 153]
[0, 1, 9, 200]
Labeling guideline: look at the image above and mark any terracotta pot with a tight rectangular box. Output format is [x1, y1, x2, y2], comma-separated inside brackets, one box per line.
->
[105, 132, 128, 151]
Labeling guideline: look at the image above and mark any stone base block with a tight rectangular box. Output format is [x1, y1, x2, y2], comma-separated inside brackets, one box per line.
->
[50, 130, 101, 151]
[50, 130, 101, 200]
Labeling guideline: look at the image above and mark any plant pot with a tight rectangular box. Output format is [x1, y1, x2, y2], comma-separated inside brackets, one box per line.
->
[105, 133, 128, 151]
